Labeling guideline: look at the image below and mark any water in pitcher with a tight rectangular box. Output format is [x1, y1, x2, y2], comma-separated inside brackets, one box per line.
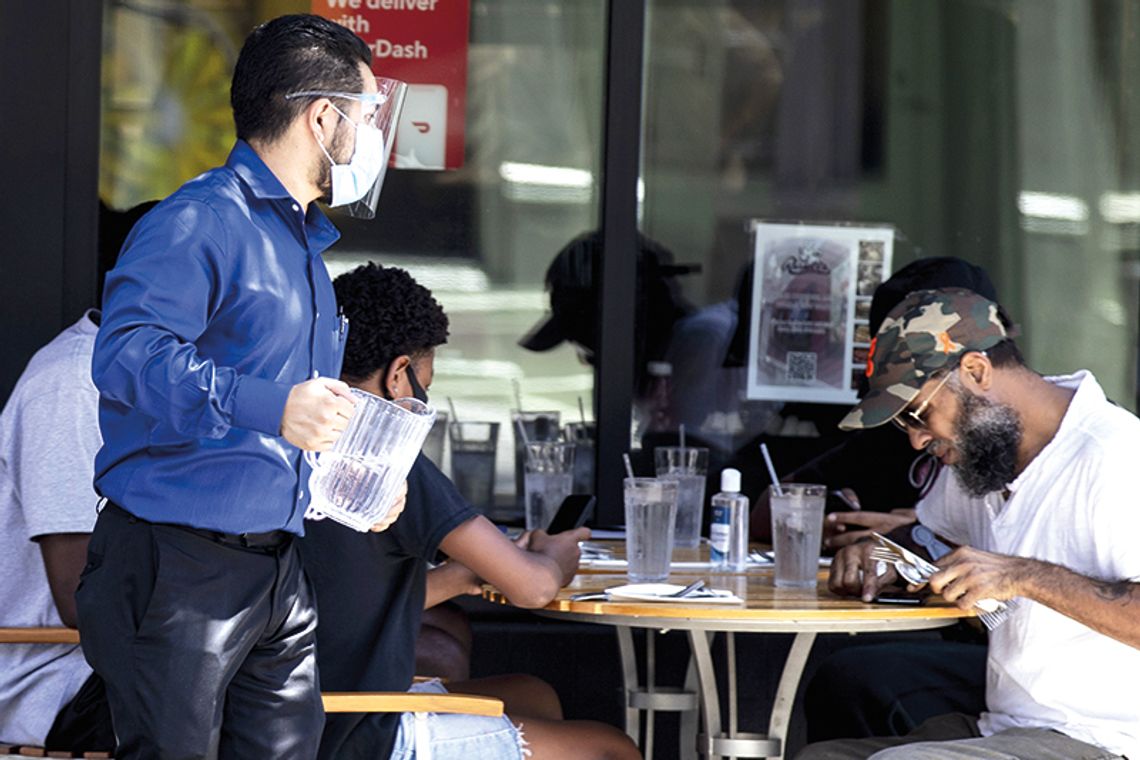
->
[308, 453, 392, 520]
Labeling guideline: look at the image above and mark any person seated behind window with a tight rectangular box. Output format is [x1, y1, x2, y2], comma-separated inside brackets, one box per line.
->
[749, 256, 1003, 548]
[300, 262, 640, 760]
[0, 200, 155, 752]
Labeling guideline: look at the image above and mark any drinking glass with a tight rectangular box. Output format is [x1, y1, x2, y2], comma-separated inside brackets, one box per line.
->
[511, 410, 561, 509]
[523, 441, 576, 531]
[769, 484, 826, 588]
[654, 446, 709, 549]
[448, 421, 499, 513]
[421, 410, 448, 468]
[623, 477, 678, 582]
[564, 421, 596, 495]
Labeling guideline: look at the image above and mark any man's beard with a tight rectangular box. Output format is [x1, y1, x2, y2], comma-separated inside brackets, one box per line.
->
[314, 123, 353, 204]
[950, 388, 1023, 497]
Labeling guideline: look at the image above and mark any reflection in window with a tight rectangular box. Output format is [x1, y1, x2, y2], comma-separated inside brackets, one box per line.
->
[100, 0, 606, 512]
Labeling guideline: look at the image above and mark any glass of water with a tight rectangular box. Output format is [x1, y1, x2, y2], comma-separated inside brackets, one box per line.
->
[564, 421, 596, 495]
[653, 446, 709, 549]
[769, 484, 826, 588]
[523, 441, 575, 531]
[511, 411, 561, 510]
[623, 477, 678, 582]
[448, 421, 499, 514]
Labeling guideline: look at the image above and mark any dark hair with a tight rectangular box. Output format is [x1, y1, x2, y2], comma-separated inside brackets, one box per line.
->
[231, 14, 371, 144]
[986, 338, 1025, 369]
[334, 263, 450, 381]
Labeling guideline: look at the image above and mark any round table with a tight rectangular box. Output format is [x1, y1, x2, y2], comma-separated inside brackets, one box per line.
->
[485, 558, 970, 759]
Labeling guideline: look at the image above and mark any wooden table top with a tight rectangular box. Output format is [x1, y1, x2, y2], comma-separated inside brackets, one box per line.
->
[482, 541, 972, 632]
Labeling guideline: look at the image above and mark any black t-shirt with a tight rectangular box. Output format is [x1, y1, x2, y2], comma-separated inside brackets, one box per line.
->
[299, 453, 478, 760]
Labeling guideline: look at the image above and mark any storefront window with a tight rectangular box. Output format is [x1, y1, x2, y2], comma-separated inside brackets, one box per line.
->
[636, 0, 1140, 482]
[100, 0, 604, 514]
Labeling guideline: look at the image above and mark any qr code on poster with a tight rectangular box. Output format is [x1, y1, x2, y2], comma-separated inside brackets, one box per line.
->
[786, 351, 817, 383]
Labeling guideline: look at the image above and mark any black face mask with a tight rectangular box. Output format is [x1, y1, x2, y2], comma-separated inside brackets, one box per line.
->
[405, 363, 429, 404]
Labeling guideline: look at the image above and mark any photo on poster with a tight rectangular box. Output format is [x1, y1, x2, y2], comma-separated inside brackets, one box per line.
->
[746, 222, 894, 403]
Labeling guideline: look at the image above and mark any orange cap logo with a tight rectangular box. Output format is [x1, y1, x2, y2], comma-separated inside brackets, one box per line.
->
[936, 331, 955, 353]
[865, 336, 877, 377]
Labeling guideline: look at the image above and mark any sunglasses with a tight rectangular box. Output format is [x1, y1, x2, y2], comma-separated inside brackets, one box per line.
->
[891, 371, 954, 432]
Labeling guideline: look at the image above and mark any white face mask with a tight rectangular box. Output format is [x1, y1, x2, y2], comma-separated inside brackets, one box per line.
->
[317, 104, 386, 207]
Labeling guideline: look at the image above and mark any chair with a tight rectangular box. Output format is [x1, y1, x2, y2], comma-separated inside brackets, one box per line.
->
[0, 627, 502, 760]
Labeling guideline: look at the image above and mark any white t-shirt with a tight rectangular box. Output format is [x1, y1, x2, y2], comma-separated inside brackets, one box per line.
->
[0, 312, 102, 744]
[916, 370, 1140, 758]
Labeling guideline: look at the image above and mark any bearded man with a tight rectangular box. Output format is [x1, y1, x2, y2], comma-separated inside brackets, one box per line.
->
[796, 288, 1140, 760]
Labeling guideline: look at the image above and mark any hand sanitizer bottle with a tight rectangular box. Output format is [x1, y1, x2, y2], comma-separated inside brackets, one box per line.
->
[710, 468, 750, 570]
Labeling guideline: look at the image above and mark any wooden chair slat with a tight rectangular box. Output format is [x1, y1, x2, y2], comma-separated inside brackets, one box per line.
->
[322, 691, 503, 717]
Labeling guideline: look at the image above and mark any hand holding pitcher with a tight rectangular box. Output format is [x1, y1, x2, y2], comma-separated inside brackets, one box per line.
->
[281, 377, 357, 450]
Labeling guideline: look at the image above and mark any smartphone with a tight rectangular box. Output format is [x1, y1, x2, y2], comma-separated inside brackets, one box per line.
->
[827, 489, 860, 513]
[873, 590, 924, 605]
[546, 494, 596, 535]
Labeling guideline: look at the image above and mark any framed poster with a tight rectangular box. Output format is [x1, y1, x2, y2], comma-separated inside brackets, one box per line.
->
[746, 221, 894, 403]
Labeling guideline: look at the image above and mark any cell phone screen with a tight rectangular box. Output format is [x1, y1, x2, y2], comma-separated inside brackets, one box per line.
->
[546, 494, 596, 535]
[873, 591, 924, 605]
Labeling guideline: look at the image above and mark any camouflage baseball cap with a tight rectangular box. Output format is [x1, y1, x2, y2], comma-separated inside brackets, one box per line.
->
[839, 288, 1013, 430]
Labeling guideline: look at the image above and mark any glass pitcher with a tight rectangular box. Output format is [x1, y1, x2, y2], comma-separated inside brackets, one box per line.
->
[304, 389, 436, 531]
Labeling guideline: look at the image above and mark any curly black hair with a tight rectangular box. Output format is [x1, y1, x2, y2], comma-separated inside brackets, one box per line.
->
[334, 262, 449, 381]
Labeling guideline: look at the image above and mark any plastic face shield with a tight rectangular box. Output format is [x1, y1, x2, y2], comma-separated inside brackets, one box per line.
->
[287, 76, 408, 219]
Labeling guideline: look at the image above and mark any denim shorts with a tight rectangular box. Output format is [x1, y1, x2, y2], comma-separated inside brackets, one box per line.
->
[389, 680, 528, 760]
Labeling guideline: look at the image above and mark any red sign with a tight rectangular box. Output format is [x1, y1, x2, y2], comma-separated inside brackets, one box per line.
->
[313, 0, 470, 170]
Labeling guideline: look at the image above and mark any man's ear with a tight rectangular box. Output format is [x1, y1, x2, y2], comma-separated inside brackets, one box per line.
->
[306, 98, 339, 147]
[958, 350, 993, 392]
[383, 355, 412, 398]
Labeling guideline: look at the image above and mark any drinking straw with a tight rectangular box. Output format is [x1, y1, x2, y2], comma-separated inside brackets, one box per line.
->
[679, 423, 686, 452]
[578, 396, 587, 425]
[622, 453, 635, 479]
[515, 418, 533, 465]
[760, 442, 783, 497]
[447, 397, 461, 441]
[514, 417, 532, 446]
[511, 378, 524, 411]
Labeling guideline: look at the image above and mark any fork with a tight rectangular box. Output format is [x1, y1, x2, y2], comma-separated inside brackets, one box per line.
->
[868, 543, 1017, 629]
[670, 579, 706, 598]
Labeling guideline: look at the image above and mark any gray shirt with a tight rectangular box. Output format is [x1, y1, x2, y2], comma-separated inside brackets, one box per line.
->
[0, 312, 101, 744]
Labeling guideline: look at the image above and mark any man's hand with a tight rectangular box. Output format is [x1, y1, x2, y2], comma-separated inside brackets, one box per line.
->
[527, 527, 590, 586]
[281, 377, 356, 450]
[370, 480, 407, 533]
[929, 546, 1032, 610]
[824, 509, 917, 550]
[828, 540, 899, 602]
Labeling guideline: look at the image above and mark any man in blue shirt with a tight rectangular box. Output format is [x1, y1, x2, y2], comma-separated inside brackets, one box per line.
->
[77, 14, 400, 759]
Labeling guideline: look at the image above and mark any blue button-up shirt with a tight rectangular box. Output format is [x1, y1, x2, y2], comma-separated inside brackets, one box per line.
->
[93, 141, 345, 535]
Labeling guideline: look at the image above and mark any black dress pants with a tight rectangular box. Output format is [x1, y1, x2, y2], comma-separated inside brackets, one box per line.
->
[75, 503, 323, 759]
